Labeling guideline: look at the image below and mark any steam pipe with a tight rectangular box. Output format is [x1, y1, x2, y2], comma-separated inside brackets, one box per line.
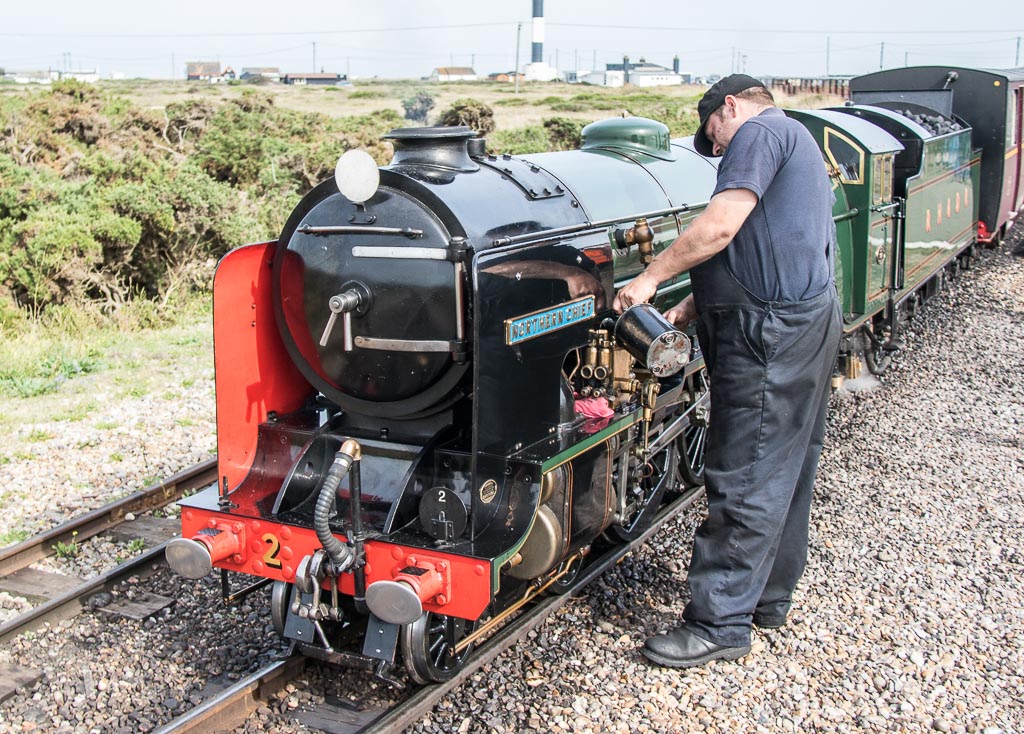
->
[313, 440, 362, 572]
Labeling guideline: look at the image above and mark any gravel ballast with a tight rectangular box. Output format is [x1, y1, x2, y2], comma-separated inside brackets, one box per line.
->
[0, 235, 1021, 733]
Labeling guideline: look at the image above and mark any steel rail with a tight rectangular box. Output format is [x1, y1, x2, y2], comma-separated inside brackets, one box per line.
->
[0, 457, 218, 577]
[0, 543, 168, 645]
[152, 657, 308, 734]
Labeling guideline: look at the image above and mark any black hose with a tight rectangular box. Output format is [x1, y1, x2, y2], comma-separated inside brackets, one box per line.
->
[314, 450, 356, 572]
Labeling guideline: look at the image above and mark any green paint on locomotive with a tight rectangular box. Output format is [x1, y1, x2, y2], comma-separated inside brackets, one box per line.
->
[786, 109, 904, 325]
[899, 131, 980, 294]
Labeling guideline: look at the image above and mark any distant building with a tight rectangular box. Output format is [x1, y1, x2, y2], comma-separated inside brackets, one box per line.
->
[282, 72, 347, 86]
[487, 71, 525, 83]
[604, 58, 682, 87]
[3, 70, 51, 84]
[580, 70, 625, 88]
[240, 67, 281, 83]
[55, 69, 100, 83]
[523, 62, 558, 82]
[429, 67, 477, 82]
[186, 62, 221, 81]
[562, 70, 591, 84]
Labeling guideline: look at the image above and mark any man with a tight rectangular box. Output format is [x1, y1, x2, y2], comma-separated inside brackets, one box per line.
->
[613, 74, 841, 668]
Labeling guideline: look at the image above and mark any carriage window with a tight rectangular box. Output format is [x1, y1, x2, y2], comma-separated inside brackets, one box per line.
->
[824, 128, 864, 184]
[871, 154, 894, 205]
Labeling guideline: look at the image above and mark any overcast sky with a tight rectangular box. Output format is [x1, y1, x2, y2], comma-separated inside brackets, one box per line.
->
[2, 1, 1022, 81]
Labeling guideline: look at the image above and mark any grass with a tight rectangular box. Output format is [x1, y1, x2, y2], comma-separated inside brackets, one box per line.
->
[54, 400, 99, 422]
[0, 293, 209, 399]
[0, 291, 214, 465]
[25, 428, 54, 442]
[0, 528, 30, 545]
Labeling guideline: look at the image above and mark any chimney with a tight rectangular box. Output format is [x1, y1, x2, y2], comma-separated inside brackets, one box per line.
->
[673, 55, 680, 74]
[623, 55, 630, 85]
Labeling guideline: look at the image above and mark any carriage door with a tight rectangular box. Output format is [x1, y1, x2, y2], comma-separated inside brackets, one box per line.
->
[1014, 87, 1022, 213]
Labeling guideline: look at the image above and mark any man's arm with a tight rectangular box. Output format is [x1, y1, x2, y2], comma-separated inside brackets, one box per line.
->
[612, 187, 758, 312]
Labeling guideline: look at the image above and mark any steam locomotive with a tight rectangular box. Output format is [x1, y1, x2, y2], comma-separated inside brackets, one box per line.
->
[166, 65, 1023, 683]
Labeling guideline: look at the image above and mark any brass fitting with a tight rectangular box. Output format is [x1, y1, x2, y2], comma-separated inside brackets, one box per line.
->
[614, 218, 656, 266]
[340, 438, 362, 461]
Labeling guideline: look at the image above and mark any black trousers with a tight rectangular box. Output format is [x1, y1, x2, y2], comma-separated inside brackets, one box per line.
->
[683, 286, 841, 647]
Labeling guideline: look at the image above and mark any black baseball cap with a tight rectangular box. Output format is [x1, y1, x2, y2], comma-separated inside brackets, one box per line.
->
[693, 74, 769, 157]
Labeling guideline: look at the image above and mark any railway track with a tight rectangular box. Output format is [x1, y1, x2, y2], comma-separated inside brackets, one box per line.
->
[2, 459, 702, 733]
[0, 457, 218, 646]
[154, 486, 705, 734]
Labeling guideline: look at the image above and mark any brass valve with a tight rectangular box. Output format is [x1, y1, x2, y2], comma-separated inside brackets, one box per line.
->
[613, 218, 655, 266]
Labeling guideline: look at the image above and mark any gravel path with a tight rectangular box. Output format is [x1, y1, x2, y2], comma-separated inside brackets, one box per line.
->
[0, 233, 1020, 733]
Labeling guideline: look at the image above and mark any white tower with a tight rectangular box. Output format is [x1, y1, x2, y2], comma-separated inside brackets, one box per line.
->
[523, 0, 558, 82]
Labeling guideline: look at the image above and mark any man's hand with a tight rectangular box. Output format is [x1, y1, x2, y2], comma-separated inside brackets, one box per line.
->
[663, 294, 697, 327]
[613, 271, 659, 313]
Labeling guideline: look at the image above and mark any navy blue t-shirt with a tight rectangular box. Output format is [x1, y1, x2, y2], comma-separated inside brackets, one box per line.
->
[694, 107, 834, 305]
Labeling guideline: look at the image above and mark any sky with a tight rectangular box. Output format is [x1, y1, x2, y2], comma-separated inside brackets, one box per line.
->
[1, 0, 1022, 81]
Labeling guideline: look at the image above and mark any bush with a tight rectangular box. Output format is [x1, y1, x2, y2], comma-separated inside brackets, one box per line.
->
[437, 98, 495, 135]
[352, 89, 390, 100]
[401, 91, 435, 124]
[487, 125, 551, 155]
[543, 117, 585, 150]
[0, 81, 700, 321]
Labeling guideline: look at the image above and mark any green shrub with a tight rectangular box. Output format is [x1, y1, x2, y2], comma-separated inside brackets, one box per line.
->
[437, 98, 495, 135]
[0, 81, 698, 324]
[350, 90, 389, 99]
[543, 117, 586, 150]
[488, 125, 551, 155]
[401, 91, 435, 124]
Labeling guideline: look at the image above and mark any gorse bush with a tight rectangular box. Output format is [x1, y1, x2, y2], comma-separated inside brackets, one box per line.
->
[402, 91, 435, 124]
[0, 83, 402, 313]
[488, 117, 587, 155]
[0, 81, 705, 323]
[437, 98, 496, 135]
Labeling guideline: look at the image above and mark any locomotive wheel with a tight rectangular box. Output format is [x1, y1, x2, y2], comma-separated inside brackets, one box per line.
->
[402, 612, 475, 684]
[606, 444, 677, 542]
[270, 581, 293, 639]
[675, 370, 709, 489]
[675, 418, 708, 488]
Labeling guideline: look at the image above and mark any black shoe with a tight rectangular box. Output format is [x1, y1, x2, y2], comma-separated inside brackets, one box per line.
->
[641, 625, 751, 669]
[752, 612, 787, 629]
